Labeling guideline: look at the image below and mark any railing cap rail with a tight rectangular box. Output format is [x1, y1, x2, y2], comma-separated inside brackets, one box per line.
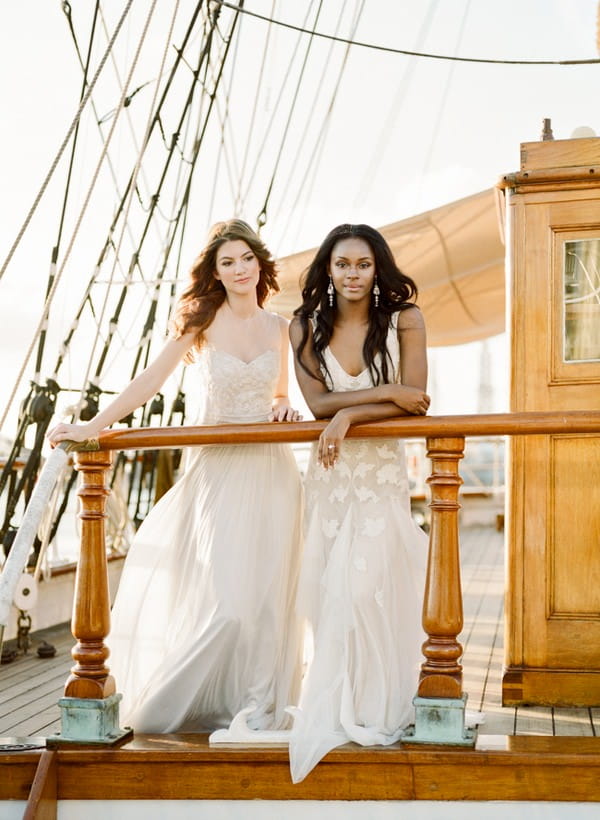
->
[78, 410, 600, 453]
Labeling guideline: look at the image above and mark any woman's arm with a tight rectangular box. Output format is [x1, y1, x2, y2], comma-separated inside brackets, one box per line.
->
[269, 314, 302, 422]
[47, 332, 197, 444]
[398, 305, 428, 391]
[304, 307, 430, 469]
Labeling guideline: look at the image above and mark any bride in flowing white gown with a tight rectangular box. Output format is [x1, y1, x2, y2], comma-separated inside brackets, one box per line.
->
[289, 223, 430, 783]
[48, 219, 304, 733]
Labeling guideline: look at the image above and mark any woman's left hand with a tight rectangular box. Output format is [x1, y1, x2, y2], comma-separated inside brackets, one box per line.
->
[318, 411, 350, 470]
[268, 400, 303, 422]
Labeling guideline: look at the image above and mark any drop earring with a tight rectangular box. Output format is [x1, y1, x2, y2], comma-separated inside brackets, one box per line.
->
[327, 276, 335, 307]
[373, 276, 380, 308]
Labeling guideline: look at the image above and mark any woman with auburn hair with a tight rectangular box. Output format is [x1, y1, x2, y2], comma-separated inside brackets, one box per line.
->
[48, 219, 304, 733]
[288, 223, 430, 783]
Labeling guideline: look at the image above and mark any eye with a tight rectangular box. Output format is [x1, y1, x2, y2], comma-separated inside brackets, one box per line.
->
[335, 261, 347, 269]
[359, 262, 372, 269]
[243, 253, 255, 262]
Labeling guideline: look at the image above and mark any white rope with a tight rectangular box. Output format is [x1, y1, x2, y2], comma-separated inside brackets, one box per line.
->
[33, 459, 72, 584]
[0, 0, 134, 285]
[0, 0, 163, 432]
[0, 445, 69, 628]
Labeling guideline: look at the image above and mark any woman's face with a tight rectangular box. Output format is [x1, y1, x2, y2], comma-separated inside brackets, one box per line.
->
[214, 239, 260, 295]
[329, 236, 375, 304]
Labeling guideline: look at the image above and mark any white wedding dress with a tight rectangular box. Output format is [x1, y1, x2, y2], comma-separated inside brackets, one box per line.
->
[289, 315, 428, 783]
[108, 344, 303, 732]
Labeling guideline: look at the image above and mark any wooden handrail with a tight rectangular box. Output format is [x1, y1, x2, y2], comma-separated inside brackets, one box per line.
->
[64, 409, 600, 733]
[95, 410, 600, 451]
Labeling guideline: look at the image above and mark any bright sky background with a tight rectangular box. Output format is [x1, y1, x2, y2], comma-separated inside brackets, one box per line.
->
[0, 0, 598, 437]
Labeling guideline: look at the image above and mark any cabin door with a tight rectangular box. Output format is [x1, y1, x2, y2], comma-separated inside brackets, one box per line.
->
[504, 152, 600, 705]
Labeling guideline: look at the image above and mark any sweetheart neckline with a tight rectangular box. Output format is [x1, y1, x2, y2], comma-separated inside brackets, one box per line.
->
[206, 346, 278, 366]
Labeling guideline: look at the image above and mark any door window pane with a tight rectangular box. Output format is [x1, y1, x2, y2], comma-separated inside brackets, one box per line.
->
[563, 238, 600, 362]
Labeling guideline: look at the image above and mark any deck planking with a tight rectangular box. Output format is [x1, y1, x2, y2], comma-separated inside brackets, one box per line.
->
[0, 523, 597, 740]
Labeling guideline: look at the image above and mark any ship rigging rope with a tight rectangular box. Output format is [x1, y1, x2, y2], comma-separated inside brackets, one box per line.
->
[98, 3, 176, 248]
[206, 18, 245, 221]
[49, 0, 209, 376]
[273, 0, 365, 251]
[413, 0, 472, 213]
[61, 4, 164, 312]
[353, 0, 438, 209]
[131, 5, 245, 381]
[92, 2, 235, 385]
[239, 0, 318, 210]
[33, 2, 103, 383]
[256, 0, 325, 230]
[0, 0, 159, 433]
[51, 1, 207, 380]
[234, 0, 275, 214]
[0, 0, 135, 286]
[214, 0, 600, 65]
[77, 0, 182, 416]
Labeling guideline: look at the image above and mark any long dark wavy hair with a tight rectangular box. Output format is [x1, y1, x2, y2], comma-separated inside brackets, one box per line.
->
[171, 219, 278, 360]
[294, 223, 418, 385]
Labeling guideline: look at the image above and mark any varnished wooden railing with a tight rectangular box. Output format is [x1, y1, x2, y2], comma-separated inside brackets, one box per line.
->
[67, 410, 600, 713]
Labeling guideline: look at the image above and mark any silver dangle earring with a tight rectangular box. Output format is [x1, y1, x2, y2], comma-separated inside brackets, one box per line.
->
[373, 276, 380, 308]
[327, 276, 335, 307]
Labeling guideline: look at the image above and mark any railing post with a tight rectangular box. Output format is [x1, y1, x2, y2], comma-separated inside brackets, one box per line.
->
[420, 435, 465, 698]
[48, 449, 132, 747]
[66, 449, 114, 699]
[403, 435, 476, 746]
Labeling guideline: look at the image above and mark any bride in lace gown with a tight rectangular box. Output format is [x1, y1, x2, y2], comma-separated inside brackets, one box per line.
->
[289, 223, 430, 783]
[47, 220, 303, 732]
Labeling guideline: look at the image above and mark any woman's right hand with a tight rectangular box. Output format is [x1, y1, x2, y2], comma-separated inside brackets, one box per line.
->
[46, 422, 94, 448]
[386, 384, 430, 415]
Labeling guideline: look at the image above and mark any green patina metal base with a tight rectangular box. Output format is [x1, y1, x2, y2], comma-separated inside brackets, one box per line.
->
[402, 694, 477, 746]
[46, 693, 133, 747]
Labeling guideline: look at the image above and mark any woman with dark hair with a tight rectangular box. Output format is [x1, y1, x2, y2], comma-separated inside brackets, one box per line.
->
[288, 223, 430, 782]
[48, 219, 304, 733]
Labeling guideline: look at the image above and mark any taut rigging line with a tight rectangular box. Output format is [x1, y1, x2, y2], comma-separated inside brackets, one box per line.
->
[0, 0, 163, 555]
[214, 0, 600, 66]
[0, 0, 158, 434]
[0, 0, 135, 286]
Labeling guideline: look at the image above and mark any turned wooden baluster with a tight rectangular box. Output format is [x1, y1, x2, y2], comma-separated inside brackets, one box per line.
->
[64, 449, 116, 699]
[418, 436, 465, 699]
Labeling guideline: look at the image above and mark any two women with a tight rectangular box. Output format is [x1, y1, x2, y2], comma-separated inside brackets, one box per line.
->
[47, 218, 430, 779]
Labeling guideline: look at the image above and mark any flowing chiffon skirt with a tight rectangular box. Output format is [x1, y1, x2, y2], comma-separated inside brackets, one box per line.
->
[108, 440, 303, 732]
[289, 438, 428, 783]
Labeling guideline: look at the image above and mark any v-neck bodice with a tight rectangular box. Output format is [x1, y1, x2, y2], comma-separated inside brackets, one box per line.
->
[318, 314, 401, 392]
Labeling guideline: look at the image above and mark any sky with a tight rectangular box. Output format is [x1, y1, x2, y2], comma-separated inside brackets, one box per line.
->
[0, 0, 598, 437]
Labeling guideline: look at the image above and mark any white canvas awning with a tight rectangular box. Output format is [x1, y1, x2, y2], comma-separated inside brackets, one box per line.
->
[269, 188, 506, 347]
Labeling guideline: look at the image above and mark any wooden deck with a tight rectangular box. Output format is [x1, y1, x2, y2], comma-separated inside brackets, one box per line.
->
[1, 523, 600, 805]
[1, 523, 598, 740]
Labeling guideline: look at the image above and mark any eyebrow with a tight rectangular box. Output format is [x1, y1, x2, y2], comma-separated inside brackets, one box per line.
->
[218, 251, 254, 261]
[333, 255, 373, 261]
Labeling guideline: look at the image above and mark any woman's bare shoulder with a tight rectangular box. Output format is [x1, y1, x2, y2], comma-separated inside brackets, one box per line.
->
[395, 305, 424, 330]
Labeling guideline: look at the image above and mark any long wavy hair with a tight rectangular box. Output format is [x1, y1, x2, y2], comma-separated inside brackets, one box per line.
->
[171, 219, 278, 358]
[294, 223, 418, 385]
